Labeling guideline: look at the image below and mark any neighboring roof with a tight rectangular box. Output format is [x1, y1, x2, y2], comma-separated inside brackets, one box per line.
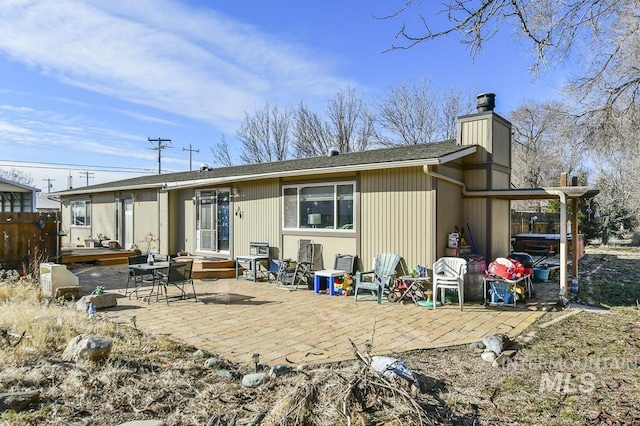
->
[54, 141, 477, 196]
[36, 195, 61, 210]
[0, 176, 40, 193]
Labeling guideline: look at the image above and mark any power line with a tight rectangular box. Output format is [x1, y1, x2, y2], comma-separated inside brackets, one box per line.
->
[182, 143, 200, 171]
[148, 137, 172, 175]
[0, 159, 154, 174]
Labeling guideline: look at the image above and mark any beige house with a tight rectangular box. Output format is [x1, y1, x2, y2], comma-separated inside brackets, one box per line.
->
[53, 95, 597, 295]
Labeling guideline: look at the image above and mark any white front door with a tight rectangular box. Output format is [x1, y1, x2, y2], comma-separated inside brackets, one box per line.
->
[196, 190, 230, 253]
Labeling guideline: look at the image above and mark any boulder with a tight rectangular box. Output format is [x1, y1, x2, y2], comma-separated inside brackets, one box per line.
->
[482, 334, 512, 355]
[0, 391, 40, 412]
[242, 373, 270, 388]
[62, 334, 112, 362]
[55, 286, 83, 301]
[76, 293, 117, 311]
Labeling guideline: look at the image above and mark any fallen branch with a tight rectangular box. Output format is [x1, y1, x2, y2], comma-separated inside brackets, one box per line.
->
[0, 329, 27, 347]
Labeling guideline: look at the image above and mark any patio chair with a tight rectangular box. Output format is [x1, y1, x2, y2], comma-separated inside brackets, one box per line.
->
[157, 259, 197, 305]
[274, 258, 297, 290]
[354, 252, 402, 304]
[432, 257, 467, 310]
[125, 254, 152, 299]
[293, 239, 315, 287]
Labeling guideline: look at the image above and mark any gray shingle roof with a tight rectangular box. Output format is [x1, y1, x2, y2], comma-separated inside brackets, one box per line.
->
[55, 140, 470, 194]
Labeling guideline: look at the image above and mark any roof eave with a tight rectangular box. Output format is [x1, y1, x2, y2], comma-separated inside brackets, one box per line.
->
[165, 147, 476, 190]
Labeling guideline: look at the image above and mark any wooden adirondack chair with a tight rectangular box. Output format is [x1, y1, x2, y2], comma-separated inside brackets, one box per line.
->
[354, 252, 402, 304]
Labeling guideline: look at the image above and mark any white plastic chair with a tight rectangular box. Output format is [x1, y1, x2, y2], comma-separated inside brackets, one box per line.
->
[432, 257, 467, 310]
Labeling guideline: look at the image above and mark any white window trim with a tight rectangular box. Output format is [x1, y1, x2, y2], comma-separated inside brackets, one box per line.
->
[70, 199, 91, 228]
[282, 181, 356, 232]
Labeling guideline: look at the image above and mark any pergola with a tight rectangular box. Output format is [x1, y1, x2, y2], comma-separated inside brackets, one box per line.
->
[464, 186, 599, 299]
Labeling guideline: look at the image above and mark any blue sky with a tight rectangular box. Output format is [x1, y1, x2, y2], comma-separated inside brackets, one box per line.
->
[0, 0, 570, 193]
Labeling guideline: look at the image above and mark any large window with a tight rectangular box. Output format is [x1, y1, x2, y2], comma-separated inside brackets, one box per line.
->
[71, 199, 91, 227]
[283, 182, 354, 230]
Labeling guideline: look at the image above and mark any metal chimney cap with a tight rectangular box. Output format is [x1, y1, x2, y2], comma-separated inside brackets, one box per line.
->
[476, 93, 496, 112]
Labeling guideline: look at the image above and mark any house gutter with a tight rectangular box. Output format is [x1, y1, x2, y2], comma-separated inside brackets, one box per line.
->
[423, 165, 570, 299]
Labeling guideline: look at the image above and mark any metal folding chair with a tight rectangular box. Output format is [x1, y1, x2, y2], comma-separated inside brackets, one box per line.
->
[156, 260, 197, 305]
[293, 239, 314, 287]
[125, 254, 153, 299]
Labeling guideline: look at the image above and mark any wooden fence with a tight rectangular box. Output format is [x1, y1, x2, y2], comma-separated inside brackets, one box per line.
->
[0, 212, 60, 273]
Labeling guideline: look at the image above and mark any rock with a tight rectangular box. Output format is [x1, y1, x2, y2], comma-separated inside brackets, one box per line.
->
[76, 293, 117, 311]
[501, 349, 517, 358]
[0, 391, 40, 412]
[193, 349, 207, 358]
[468, 342, 486, 351]
[269, 364, 292, 378]
[62, 334, 112, 362]
[204, 357, 223, 369]
[216, 369, 242, 380]
[481, 351, 497, 363]
[483, 334, 512, 355]
[117, 421, 166, 426]
[55, 286, 83, 301]
[241, 372, 270, 388]
[296, 364, 310, 372]
[492, 353, 512, 368]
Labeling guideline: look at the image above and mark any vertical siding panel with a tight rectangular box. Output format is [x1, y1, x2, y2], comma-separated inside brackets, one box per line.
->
[233, 179, 279, 258]
[361, 166, 433, 271]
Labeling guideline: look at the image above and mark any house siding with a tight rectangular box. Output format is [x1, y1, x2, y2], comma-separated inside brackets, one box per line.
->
[360, 166, 434, 272]
[232, 179, 280, 259]
[434, 164, 464, 259]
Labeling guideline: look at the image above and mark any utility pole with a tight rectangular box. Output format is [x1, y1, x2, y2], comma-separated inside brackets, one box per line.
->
[182, 143, 200, 171]
[42, 178, 55, 193]
[79, 171, 94, 186]
[148, 137, 172, 174]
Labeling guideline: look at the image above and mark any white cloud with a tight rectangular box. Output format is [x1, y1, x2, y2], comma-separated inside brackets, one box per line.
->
[0, 0, 353, 130]
[0, 120, 30, 133]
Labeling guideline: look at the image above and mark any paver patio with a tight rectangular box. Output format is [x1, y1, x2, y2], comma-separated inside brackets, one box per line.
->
[73, 264, 559, 367]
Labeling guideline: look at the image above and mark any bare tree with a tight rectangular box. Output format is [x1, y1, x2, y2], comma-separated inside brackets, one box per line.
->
[439, 88, 476, 141]
[294, 88, 375, 157]
[237, 103, 292, 164]
[589, 105, 640, 234]
[510, 101, 586, 210]
[210, 134, 233, 167]
[0, 168, 34, 186]
[381, 0, 640, 118]
[293, 102, 333, 158]
[326, 87, 375, 153]
[376, 78, 439, 145]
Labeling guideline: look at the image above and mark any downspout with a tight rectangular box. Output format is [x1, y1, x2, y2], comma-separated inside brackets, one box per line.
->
[422, 165, 468, 194]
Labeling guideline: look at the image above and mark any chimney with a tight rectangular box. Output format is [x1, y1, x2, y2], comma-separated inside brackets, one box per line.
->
[476, 93, 496, 112]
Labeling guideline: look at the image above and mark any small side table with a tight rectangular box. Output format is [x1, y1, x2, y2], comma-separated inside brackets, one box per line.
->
[314, 269, 346, 295]
[236, 255, 269, 282]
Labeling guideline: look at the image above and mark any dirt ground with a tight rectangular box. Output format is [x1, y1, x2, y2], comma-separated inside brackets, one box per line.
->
[1, 244, 639, 425]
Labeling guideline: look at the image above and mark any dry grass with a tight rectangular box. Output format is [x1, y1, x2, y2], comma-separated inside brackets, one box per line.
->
[1, 244, 640, 425]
